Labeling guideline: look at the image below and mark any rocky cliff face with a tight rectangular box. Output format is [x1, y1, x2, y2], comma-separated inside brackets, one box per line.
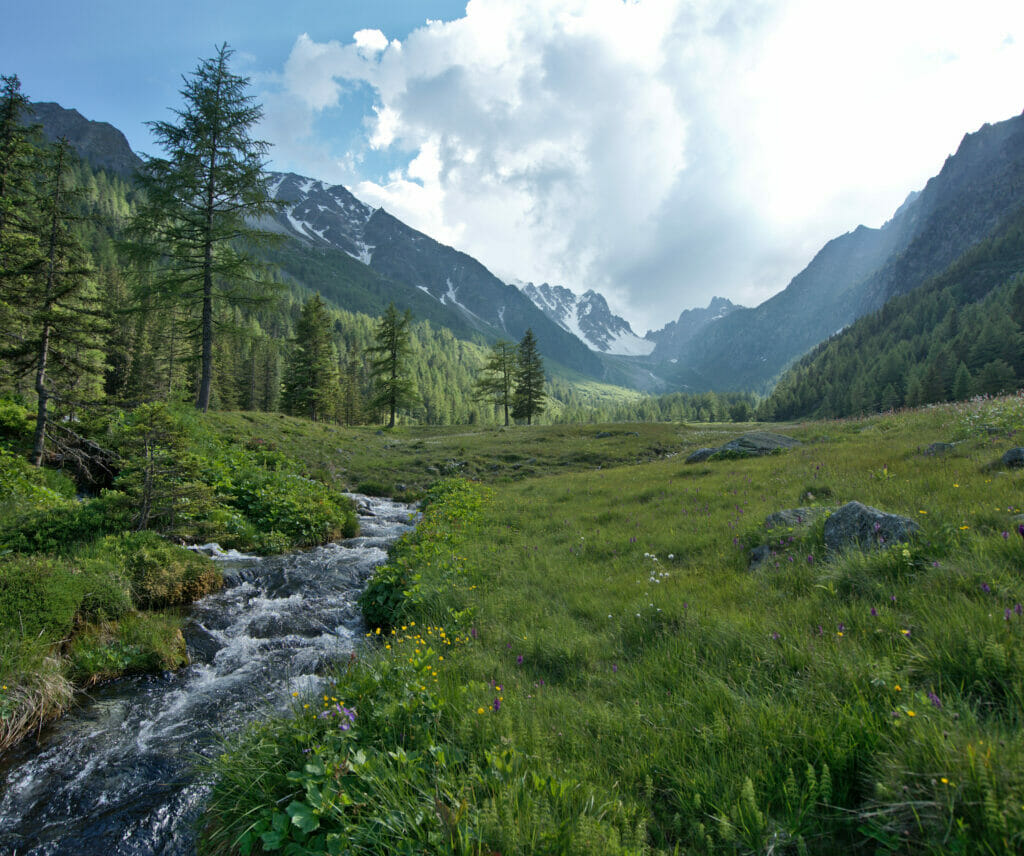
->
[28, 102, 142, 177]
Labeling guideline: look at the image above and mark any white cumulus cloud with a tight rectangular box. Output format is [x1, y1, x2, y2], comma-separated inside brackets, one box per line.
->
[264, 0, 1024, 333]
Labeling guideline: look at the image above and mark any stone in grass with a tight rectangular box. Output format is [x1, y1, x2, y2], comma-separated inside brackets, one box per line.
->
[720, 431, 802, 456]
[823, 501, 919, 553]
[1000, 448, 1024, 469]
[763, 507, 830, 531]
[685, 447, 718, 463]
[923, 442, 956, 456]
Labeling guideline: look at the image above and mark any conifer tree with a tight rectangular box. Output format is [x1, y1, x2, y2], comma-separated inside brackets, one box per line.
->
[282, 294, 340, 421]
[4, 140, 106, 465]
[512, 328, 545, 425]
[367, 303, 418, 428]
[0, 75, 43, 378]
[127, 44, 280, 412]
[474, 339, 516, 426]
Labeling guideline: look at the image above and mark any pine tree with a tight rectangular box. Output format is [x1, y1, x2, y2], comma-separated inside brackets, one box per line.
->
[127, 44, 280, 412]
[512, 328, 545, 425]
[367, 303, 418, 428]
[474, 339, 516, 426]
[282, 294, 340, 421]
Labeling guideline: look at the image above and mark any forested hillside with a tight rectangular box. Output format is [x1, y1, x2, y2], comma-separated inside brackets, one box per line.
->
[763, 206, 1024, 419]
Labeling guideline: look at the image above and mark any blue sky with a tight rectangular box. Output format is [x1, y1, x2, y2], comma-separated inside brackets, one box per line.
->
[5, 1, 1024, 332]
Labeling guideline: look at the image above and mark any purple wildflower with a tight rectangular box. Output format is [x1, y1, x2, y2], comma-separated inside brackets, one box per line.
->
[838, 622, 846, 633]
[516, 654, 524, 665]
[470, 626, 478, 639]
[612, 663, 618, 672]
[1019, 523, 1024, 540]
[1005, 608, 1012, 621]
[807, 554, 814, 564]
[981, 583, 991, 594]
[1016, 603, 1023, 616]
[928, 692, 942, 709]
[1003, 531, 1010, 540]
[870, 607, 877, 617]
[771, 632, 780, 640]
[493, 697, 501, 712]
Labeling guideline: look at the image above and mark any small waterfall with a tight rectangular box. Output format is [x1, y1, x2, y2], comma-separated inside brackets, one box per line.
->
[0, 496, 416, 855]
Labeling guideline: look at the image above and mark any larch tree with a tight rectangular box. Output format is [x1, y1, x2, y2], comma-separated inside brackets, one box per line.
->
[367, 303, 419, 428]
[282, 293, 340, 421]
[0, 75, 42, 379]
[5, 139, 107, 465]
[127, 43, 280, 412]
[512, 328, 545, 425]
[474, 339, 517, 426]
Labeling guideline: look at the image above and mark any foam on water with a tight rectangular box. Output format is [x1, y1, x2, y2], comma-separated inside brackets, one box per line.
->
[0, 496, 417, 855]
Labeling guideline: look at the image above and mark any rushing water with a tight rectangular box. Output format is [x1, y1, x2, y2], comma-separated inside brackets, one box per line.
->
[0, 496, 417, 856]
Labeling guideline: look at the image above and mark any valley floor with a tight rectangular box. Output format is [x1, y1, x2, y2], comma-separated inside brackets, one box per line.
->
[202, 396, 1024, 854]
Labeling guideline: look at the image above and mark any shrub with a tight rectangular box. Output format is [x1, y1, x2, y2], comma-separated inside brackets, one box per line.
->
[0, 489, 132, 554]
[225, 468, 357, 547]
[103, 531, 222, 609]
[0, 554, 82, 640]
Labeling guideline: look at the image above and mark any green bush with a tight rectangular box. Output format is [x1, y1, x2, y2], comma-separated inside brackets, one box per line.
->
[0, 489, 132, 554]
[104, 531, 222, 609]
[225, 468, 357, 547]
[0, 555, 82, 640]
[0, 398, 31, 441]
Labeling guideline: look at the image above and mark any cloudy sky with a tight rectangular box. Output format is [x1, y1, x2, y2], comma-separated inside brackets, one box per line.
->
[6, 1, 1024, 333]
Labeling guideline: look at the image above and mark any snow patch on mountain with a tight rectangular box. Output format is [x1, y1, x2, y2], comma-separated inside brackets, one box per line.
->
[517, 282, 654, 356]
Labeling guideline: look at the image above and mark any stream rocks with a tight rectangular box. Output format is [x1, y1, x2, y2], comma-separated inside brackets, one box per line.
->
[686, 431, 801, 463]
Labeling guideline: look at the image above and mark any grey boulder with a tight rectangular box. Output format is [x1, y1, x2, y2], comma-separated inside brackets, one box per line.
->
[823, 501, 919, 553]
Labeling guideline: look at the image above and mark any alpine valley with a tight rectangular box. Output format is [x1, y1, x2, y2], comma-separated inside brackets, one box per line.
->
[25, 100, 1024, 408]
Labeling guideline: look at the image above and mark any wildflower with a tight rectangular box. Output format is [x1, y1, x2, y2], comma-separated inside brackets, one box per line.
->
[1019, 523, 1024, 540]
[918, 510, 927, 514]
[807, 554, 814, 564]
[516, 654, 524, 665]
[292, 692, 299, 697]
[928, 692, 942, 708]
[771, 632, 780, 640]
[1006, 608, 1012, 621]
[901, 629, 911, 637]
[477, 707, 485, 715]
[1016, 603, 1023, 616]
[906, 710, 916, 717]
[612, 663, 618, 672]
[470, 627, 478, 639]
[493, 697, 501, 712]
[894, 684, 902, 691]
[941, 777, 950, 785]
[1003, 531, 1010, 540]
[981, 583, 991, 594]
[870, 607, 877, 617]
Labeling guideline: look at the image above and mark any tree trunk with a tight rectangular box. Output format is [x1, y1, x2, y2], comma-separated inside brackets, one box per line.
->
[197, 119, 219, 412]
[30, 329, 50, 466]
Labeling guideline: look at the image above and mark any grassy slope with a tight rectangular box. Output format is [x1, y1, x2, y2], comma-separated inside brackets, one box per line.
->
[204, 396, 1024, 853]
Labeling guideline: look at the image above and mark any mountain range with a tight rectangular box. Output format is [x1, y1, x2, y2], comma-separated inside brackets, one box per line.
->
[28, 100, 1024, 399]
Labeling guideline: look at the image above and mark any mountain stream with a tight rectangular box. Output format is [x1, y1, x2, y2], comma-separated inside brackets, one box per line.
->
[0, 495, 417, 855]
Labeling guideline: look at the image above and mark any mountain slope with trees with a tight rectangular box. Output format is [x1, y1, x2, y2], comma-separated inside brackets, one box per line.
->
[763, 206, 1024, 419]
[660, 110, 1024, 392]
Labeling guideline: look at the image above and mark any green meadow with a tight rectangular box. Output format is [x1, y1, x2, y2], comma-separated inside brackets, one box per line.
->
[201, 395, 1024, 854]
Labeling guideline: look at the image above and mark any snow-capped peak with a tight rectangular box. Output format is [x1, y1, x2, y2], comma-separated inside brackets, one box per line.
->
[517, 282, 654, 356]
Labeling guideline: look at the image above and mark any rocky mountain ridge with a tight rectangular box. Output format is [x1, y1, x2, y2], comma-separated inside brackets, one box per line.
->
[518, 282, 654, 356]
